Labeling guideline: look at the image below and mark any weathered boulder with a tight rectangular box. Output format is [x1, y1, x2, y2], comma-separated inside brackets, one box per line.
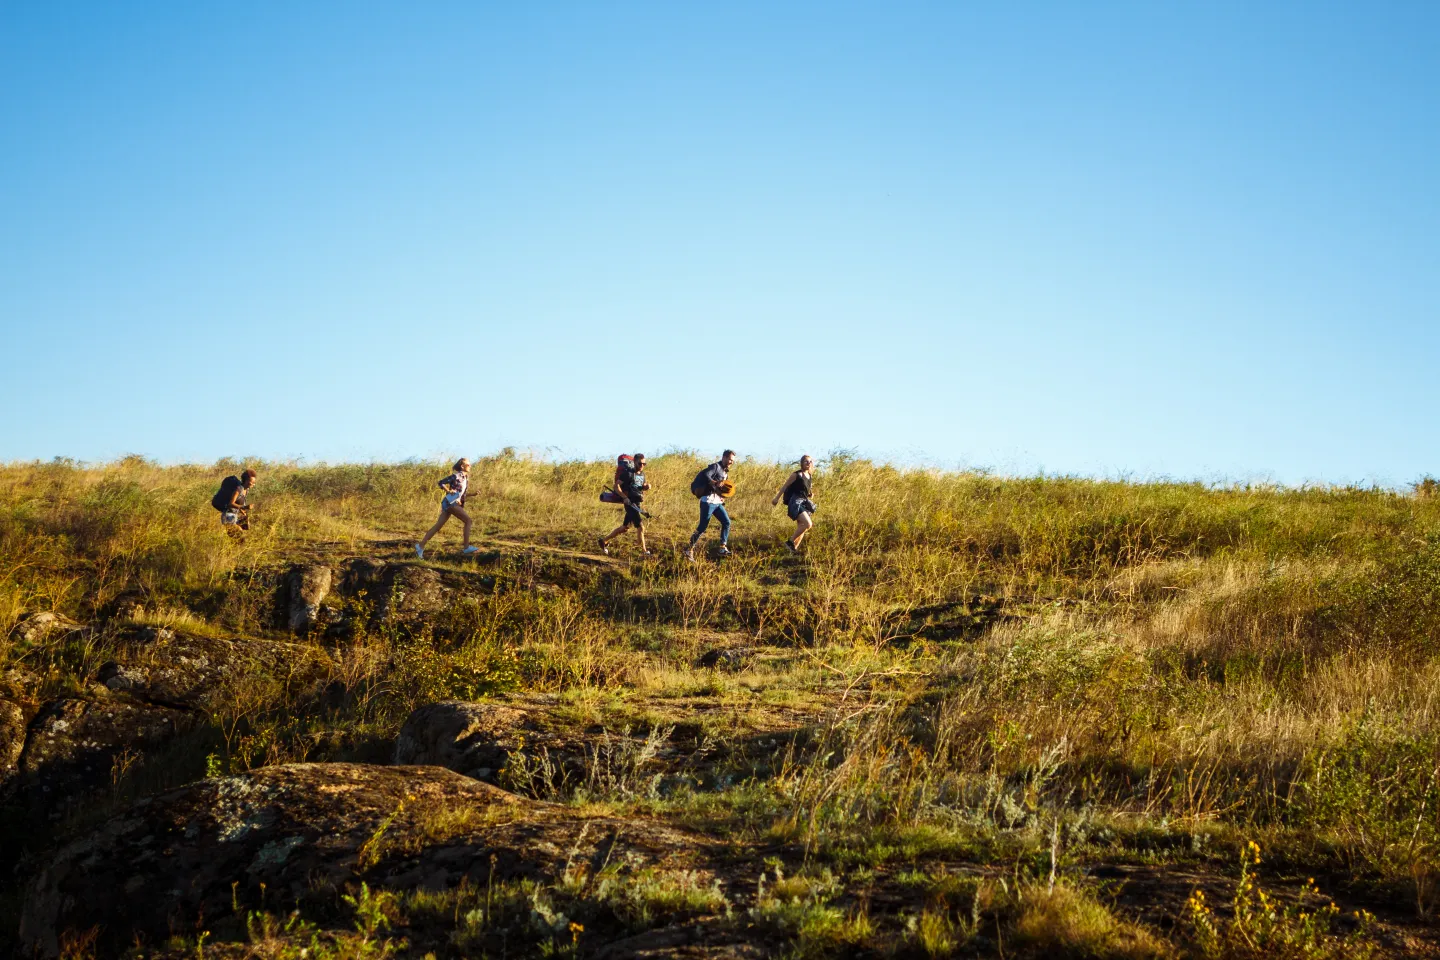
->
[0, 664, 37, 701]
[286, 563, 332, 633]
[16, 696, 195, 818]
[98, 629, 333, 710]
[378, 564, 450, 620]
[393, 700, 585, 783]
[21, 762, 725, 958]
[0, 697, 25, 779]
[333, 558, 455, 627]
[13, 611, 83, 645]
[19, 763, 509, 956]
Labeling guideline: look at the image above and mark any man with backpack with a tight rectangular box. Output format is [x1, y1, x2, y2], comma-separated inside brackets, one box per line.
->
[212, 469, 257, 533]
[598, 453, 651, 556]
[685, 450, 737, 561]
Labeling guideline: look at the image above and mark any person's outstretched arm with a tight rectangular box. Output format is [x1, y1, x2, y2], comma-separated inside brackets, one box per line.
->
[773, 471, 797, 507]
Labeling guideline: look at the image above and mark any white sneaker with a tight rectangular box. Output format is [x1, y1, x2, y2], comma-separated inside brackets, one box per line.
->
[462, 545, 479, 555]
[414, 544, 424, 559]
[717, 545, 731, 558]
[683, 546, 695, 562]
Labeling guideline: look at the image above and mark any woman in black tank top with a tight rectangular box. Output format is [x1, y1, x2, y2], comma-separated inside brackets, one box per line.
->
[772, 454, 817, 553]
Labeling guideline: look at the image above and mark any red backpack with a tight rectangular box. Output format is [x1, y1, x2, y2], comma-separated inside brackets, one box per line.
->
[599, 455, 633, 504]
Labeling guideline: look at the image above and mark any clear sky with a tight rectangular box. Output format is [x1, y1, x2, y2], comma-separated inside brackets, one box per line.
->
[2, 3, 1437, 484]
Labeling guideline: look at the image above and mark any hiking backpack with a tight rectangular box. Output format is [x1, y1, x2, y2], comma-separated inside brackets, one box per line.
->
[211, 476, 240, 512]
[614, 455, 635, 488]
[690, 467, 712, 498]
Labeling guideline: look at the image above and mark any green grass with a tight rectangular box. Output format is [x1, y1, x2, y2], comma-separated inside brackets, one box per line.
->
[4, 453, 1439, 956]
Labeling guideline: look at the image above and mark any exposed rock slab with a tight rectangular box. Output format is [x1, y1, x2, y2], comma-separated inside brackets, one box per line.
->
[337, 558, 453, 622]
[9, 630, 333, 819]
[20, 762, 725, 958]
[377, 564, 450, 620]
[392, 699, 569, 781]
[12, 611, 84, 645]
[0, 697, 25, 780]
[16, 696, 195, 817]
[286, 563, 333, 633]
[393, 697, 828, 795]
[97, 629, 333, 710]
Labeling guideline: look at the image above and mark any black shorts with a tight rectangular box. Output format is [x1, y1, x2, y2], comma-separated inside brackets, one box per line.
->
[623, 503, 645, 527]
[787, 498, 816, 521]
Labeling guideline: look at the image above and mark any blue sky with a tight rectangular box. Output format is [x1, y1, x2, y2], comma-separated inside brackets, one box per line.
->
[2, 3, 1437, 484]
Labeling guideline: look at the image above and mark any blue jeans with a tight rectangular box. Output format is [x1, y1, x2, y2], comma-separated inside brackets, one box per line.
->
[691, 500, 730, 545]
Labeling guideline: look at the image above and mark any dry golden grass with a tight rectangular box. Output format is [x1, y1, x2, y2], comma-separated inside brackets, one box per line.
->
[4, 454, 1439, 955]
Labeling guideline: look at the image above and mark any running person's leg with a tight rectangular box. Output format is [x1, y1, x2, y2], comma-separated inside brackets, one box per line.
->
[714, 504, 732, 555]
[625, 503, 649, 554]
[686, 500, 719, 559]
[599, 521, 627, 554]
[793, 509, 814, 548]
[691, 500, 717, 542]
[600, 504, 641, 555]
[417, 505, 453, 555]
[450, 504, 475, 550]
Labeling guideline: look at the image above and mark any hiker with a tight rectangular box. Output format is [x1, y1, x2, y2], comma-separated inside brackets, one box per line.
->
[773, 455, 817, 553]
[685, 450, 737, 561]
[211, 468, 257, 533]
[598, 453, 651, 556]
[415, 458, 479, 559]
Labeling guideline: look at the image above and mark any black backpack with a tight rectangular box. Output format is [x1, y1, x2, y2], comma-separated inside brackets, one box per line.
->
[211, 476, 241, 512]
[690, 468, 711, 498]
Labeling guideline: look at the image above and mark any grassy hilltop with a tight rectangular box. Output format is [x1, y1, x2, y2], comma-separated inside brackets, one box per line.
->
[4, 453, 1440, 958]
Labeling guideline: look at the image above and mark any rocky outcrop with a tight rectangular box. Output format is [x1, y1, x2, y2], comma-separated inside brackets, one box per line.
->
[11, 611, 83, 645]
[286, 563, 333, 633]
[0, 698, 25, 780]
[392, 700, 565, 781]
[96, 628, 333, 711]
[16, 696, 195, 817]
[20, 762, 725, 958]
[6, 629, 334, 822]
[324, 560, 457, 638]
[377, 564, 450, 620]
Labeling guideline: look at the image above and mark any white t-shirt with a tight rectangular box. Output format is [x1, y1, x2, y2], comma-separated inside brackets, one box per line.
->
[701, 461, 727, 505]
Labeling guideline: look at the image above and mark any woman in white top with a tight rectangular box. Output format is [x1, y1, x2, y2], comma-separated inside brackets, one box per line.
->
[415, 458, 479, 559]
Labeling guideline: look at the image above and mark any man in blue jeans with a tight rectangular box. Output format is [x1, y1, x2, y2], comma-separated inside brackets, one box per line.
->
[685, 449, 737, 561]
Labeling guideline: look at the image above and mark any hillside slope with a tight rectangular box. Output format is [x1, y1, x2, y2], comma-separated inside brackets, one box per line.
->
[3, 454, 1439, 957]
